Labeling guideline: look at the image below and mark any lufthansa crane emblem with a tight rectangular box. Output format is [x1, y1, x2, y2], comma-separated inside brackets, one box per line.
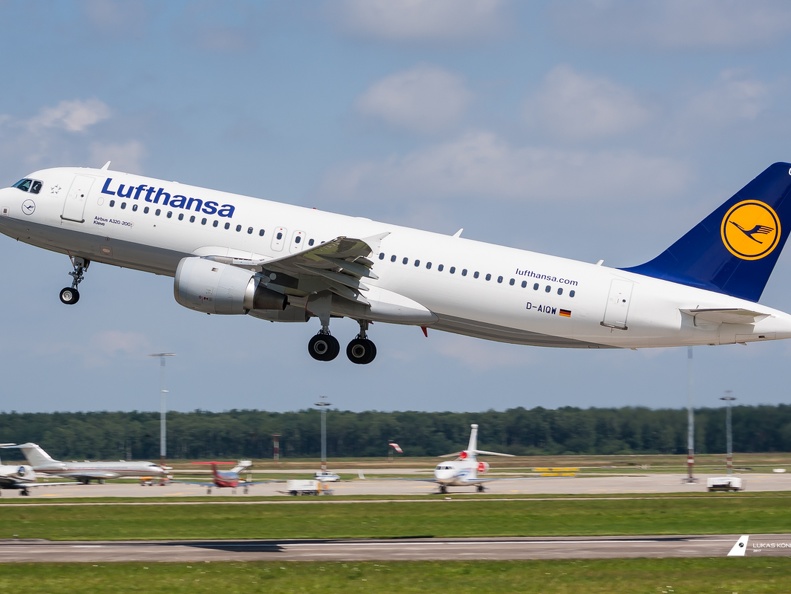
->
[721, 200, 780, 260]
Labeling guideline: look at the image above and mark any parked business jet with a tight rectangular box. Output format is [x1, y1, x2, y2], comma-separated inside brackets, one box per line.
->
[433, 424, 514, 494]
[0, 443, 75, 496]
[3, 162, 791, 364]
[10, 443, 169, 484]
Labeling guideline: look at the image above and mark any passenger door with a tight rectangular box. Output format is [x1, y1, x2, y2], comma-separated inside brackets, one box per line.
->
[61, 175, 95, 223]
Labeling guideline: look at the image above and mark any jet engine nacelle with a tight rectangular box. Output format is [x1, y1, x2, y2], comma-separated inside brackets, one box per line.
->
[477, 461, 489, 473]
[174, 257, 286, 315]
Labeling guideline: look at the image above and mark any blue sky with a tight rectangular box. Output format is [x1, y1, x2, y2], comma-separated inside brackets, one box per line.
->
[2, 0, 791, 414]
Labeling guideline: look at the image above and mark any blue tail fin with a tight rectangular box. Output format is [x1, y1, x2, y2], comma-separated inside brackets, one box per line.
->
[622, 162, 791, 302]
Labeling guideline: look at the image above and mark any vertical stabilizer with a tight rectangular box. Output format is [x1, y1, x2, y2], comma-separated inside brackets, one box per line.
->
[622, 163, 791, 302]
[466, 424, 479, 459]
[16, 443, 58, 468]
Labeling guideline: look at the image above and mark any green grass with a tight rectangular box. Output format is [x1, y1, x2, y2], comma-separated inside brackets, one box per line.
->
[0, 559, 789, 593]
[2, 494, 791, 540]
[3, 494, 791, 592]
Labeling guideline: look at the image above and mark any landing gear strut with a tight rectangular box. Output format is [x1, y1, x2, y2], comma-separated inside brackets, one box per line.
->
[305, 293, 377, 364]
[59, 256, 90, 305]
[346, 320, 376, 365]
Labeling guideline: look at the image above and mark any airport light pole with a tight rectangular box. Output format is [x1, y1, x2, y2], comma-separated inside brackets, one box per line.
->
[684, 347, 697, 483]
[272, 433, 281, 462]
[315, 395, 331, 472]
[150, 353, 175, 468]
[720, 391, 736, 475]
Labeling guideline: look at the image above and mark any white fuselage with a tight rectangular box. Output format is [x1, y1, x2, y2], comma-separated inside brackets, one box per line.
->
[32, 459, 168, 479]
[434, 460, 485, 487]
[3, 166, 791, 349]
[0, 464, 37, 485]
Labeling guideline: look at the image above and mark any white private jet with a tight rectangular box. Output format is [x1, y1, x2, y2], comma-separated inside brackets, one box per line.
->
[2, 162, 791, 364]
[8, 443, 169, 485]
[0, 443, 75, 496]
[433, 424, 514, 494]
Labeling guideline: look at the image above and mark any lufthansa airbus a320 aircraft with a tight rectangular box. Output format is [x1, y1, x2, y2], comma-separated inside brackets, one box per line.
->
[2, 162, 791, 364]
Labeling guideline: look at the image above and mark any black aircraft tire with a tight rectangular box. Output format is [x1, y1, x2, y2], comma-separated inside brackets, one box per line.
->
[346, 338, 377, 364]
[59, 287, 80, 305]
[308, 334, 340, 362]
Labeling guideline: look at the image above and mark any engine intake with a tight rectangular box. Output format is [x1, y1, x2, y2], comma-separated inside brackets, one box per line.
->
[174, 257, 286, 315]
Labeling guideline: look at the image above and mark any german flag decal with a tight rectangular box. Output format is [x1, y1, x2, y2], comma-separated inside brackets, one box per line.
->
[559, 309, 571, 318]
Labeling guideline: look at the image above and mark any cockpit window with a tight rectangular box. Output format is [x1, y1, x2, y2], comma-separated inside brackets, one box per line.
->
[12, 178, 42, 194]
[13, 178, 32, 192]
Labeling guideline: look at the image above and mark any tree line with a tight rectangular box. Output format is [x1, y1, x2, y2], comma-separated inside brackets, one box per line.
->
[0, 405, 789, 461]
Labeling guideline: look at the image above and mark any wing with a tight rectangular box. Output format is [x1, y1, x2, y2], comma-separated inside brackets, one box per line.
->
[204, 233, 388, 304]
[173, 481, 216, 487]
[0, 478, 80, 490]
[19, 481, 81, 488]
[456, 477, 491, 485]
[57, 471, 121, 480]
[0, 476, 19, 488]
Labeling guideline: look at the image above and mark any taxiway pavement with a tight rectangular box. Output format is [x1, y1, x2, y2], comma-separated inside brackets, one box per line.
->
[6, 472, 788, 499]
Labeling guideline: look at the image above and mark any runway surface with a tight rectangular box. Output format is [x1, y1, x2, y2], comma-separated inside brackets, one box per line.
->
[2, 472, 789, 563]
[1, 534, 790, 562]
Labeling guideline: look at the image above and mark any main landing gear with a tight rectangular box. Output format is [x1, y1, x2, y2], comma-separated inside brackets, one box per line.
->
[307, 320, 377, 364]
[59, 256, 90, 305]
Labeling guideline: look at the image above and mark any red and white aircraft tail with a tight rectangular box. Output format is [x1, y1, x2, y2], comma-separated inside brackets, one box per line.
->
[433, 424, 513, 494]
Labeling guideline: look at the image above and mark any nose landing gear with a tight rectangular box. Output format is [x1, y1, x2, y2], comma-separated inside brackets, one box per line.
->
[59, 256, 90, 305]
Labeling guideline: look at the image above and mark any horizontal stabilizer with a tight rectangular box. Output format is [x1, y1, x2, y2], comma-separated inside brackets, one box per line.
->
[680, 308, 769, 325]
[475, 450, 516, 458]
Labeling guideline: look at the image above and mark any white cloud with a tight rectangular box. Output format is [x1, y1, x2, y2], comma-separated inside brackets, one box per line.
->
[356, 65, 472, 134]
[0, 99, 116, 170]
[26, 99, 111, 134]
[552, 0, 791, 49]
[333, 0, 506, 41]
[684, 70, 769, 125]
[524, 65, 652, 141]
[321, 131, 690, 204]
[89, 141, 147, 173]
